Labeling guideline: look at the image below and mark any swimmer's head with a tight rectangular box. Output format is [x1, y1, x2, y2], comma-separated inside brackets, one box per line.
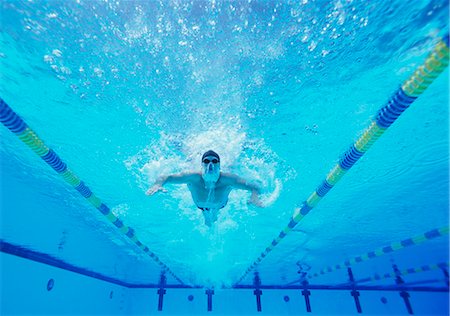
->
[201, 150, 220, 185]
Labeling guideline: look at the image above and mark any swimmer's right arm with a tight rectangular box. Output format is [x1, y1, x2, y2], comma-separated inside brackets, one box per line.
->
[145, 173, 198, 195]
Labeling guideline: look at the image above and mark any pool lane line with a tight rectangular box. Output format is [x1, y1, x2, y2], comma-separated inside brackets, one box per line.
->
[306, 226, 449, 280]
[0, 98, 184, 285]
[287, 258, 449, 286]
[354, 261, 449, 285]
[0, 240, 201, 288]
[233, 282, 448, 292]
[0, 240, 139, 288]
[235, 34, 449, 284]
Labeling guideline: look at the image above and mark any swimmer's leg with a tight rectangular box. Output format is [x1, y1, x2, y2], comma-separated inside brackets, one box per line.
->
[202, 210, 212, 227]
[211, 208, 219, 223]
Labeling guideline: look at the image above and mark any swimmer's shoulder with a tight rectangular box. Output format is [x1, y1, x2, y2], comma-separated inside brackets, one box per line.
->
[182, 172, 202, 183]
[170, 171, 202, 183]
[219, 172, 240, 185]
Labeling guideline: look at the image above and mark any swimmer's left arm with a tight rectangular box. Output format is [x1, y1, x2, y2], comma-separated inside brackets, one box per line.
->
[221, 173, 260, 191]
[222, 173, 264, 207]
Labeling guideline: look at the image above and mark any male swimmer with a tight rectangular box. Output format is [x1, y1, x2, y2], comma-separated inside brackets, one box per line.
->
[146, 150, 264, 227]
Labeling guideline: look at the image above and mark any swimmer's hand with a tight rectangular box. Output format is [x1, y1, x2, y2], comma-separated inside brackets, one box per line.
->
[146, 184, 167, 196]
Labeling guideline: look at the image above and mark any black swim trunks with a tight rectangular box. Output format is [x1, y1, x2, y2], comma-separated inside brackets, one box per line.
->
[198, 205, 225, 212]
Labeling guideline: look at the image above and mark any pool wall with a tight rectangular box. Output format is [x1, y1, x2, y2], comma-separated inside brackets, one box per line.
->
[1, 251, 448, 315]
[1, 252, 128, 315]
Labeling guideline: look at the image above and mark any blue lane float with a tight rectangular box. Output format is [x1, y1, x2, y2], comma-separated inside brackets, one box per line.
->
[0, 99, 28, 133]
[41, 149, 67, 173]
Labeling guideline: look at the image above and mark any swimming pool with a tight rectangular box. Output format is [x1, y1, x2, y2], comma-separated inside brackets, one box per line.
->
[1, 0, 448, 315]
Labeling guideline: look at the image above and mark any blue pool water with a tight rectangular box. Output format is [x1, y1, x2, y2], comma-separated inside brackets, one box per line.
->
[1, 0, 449, 314]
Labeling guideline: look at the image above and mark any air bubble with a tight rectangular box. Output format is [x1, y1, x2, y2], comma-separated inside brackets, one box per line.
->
[52, 49, 62, 57]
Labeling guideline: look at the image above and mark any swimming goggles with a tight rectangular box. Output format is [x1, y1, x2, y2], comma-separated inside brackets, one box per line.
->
[203, 158, 219, 164]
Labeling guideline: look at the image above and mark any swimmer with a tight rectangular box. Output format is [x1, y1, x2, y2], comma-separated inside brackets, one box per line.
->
[146, 150, 264, 227]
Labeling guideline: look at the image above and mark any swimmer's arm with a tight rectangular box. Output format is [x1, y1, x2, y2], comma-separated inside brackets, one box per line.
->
[146, 172, 199, 195]
[163, 172, 199, 184]
[222, 173, 264, 207]
[222, 173, 261, 192]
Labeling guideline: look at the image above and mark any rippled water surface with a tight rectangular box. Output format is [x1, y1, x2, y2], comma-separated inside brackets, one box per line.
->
[1, 0, 448, 287]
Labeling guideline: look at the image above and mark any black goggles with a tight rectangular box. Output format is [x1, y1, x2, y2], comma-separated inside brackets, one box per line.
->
[203, 158, 219, 164]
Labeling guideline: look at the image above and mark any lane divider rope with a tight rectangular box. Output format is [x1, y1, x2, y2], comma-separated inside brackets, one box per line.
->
[236, 34, 449, 284]
[354, 261, 449, 285]
[307, 226, 449, 279]
[0, 98, 184, 284]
